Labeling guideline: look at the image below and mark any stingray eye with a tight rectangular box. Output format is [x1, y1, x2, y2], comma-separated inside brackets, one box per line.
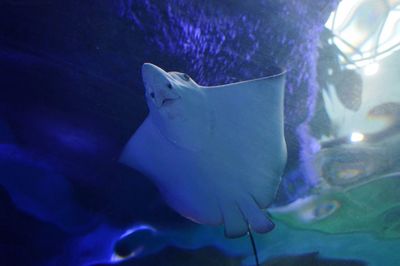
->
[167, 83, 173, 89]
[150, 92, 155, 98]
[181, 73, 190, 81]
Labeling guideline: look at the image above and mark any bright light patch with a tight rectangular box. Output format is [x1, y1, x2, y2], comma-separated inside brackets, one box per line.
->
[111, 224, 158, 262]
[325, 0, 400, 69]
[363, 62, 379, 75]
[350, 132, 365, 142]
[120, 224, 157, 238]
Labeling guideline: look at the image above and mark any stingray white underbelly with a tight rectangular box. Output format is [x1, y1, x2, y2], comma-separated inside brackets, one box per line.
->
[121, 63, 287, 238]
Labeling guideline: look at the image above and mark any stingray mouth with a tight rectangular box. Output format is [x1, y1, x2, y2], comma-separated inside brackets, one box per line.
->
[154, 96, 180, 108]
[161, 97, 179, 106]
[145, 86, 181, 108]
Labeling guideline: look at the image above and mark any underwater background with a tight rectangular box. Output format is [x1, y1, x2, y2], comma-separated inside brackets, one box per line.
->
[1, 0, 400, 265]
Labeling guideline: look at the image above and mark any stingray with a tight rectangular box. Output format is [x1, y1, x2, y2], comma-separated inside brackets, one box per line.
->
[120, 63, 287, 239]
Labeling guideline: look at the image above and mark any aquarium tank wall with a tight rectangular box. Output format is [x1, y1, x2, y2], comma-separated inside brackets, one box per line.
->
[1, 0, 400, 265]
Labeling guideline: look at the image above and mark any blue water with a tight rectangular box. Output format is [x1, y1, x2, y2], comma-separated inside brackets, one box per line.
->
[1, 1, 399, 265]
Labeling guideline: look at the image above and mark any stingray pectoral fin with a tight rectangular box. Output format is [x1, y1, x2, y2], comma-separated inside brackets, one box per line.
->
[250, 180, 280, 209]
[164, 187, 223, 226]
[239, 196, 275, 233]
[221, 201, 249, 238]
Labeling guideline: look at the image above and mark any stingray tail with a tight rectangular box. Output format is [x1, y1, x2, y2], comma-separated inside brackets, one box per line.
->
[248, 225, 260, 266]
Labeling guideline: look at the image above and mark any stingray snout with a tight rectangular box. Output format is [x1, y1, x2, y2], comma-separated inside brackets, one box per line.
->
[142, 63, 180, 108]
[142, 63, 171, 93]
[142, 63, 169, 85]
